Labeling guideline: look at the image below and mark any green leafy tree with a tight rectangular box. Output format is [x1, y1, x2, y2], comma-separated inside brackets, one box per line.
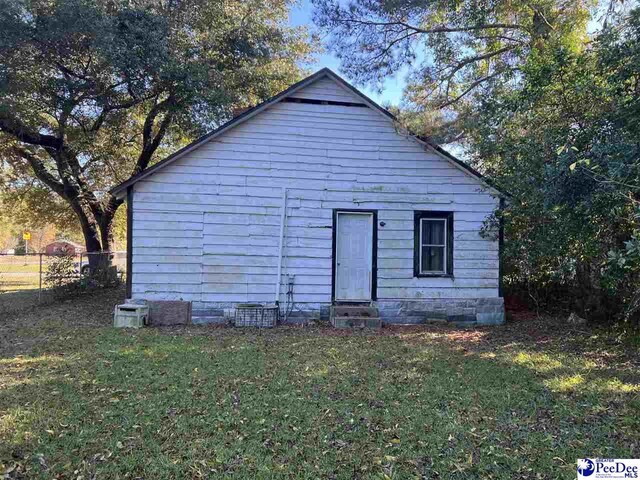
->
[0, 0, 314, 253]
[313, 0, 605, 142]
[472, 8, 640, 322]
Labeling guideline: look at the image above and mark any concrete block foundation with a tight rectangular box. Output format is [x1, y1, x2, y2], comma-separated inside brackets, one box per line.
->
[187, 298, 505, 326]
[375, 298, 505, 325]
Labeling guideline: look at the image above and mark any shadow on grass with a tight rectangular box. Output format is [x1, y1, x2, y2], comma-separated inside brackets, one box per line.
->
[0, 285, 125, 359]
[0, 289, 53, 316]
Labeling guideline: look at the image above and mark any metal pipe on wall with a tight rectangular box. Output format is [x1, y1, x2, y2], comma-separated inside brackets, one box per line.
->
[274, 188, 288, 304]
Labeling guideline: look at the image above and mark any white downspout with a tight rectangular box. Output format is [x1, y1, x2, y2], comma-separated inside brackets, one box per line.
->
[275, 188, 287, 305]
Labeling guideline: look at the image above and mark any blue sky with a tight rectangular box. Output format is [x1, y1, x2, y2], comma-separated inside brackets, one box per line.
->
[289, 0, 407, 106]
[290, 1, 608, 107]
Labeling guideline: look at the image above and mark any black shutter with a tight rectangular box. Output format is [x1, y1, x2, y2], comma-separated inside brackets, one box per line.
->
[446, 212, 454, 276]
[414, 211, 454, 278]
[413, 211, 421, 277]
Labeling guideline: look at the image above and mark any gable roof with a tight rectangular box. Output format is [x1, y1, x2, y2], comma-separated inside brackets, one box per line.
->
[110, 68, 506, 197]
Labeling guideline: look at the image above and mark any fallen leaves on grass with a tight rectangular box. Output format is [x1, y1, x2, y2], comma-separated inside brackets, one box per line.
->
[1, 291, 639, 478]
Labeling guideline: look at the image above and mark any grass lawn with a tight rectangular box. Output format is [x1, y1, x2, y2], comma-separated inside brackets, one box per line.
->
[1, 288, 639, 479]
[0, 262, 46, 292]
[0, 264, 42, 273]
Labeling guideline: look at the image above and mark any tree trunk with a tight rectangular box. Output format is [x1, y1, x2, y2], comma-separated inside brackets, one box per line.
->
[96, 204, 116, 274]
[96, 195, 122, 253]
[99, 221, 113, 253]
[69, 199, 102, 253]
[574, 259, 608, 320]
[67, 196, 112, 274]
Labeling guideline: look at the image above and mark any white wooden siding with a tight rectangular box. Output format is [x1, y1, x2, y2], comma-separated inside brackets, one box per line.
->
[288, 76, 360, 103]
[131, 75, 500, 306]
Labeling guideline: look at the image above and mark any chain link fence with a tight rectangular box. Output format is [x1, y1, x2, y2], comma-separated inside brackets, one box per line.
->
[0, 251, 126, 315]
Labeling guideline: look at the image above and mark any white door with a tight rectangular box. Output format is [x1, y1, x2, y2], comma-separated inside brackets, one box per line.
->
[335, 212, 373, 301]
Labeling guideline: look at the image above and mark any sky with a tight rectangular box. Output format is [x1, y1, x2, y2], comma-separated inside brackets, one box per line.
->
[289, 0, 407, 106]
[290, 1, 610, 107]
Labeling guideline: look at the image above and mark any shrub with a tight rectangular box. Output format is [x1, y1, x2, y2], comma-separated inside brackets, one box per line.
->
[45, 253, 81, 298]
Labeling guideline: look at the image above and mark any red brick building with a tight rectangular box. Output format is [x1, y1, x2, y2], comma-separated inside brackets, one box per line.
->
[44, 240, 85, 256]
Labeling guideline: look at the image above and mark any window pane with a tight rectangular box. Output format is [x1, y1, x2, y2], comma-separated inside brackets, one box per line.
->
[421, 246, 445, 272]
[422, 219, 445, 245]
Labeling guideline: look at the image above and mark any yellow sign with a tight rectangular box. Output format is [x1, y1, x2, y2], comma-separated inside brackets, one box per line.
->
[22, 232, 31, 241]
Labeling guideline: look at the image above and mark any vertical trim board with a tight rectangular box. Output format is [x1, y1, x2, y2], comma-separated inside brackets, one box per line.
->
[126, 186, 133, 299]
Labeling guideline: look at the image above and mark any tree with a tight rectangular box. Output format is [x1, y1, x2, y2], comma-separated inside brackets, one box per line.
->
[471, 8, 640, 322]
[0, 0, 314, 253]
[0, 181, 80, 235]
[0, 214, 18, 252]
[313, 0, 604, 142]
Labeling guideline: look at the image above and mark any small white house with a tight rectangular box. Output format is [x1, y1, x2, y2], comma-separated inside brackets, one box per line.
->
[112, 68, 506, 325]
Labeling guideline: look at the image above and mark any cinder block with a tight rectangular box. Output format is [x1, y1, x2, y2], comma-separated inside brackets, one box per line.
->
[192, 315, 226, 325]
[114, 304, 148, 328]
[476, 312, 505, 325]
[365, 318, 382, 328]
[426, 318, 448, 324]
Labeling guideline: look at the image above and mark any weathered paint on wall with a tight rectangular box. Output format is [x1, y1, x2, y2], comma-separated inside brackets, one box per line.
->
[129, 76, 501, 318]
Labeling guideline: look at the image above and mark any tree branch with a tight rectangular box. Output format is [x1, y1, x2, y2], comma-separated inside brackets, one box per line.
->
[443, 46, 516, 82]
[0, 115, 62, 149]
[336, 15, 524, 34]
[148, 111, 173, 156]
[438, 69, 515, 108]
[90, 92, 161, 132]
[135, 105, 174, 175]
[398, 21, 525, 34]
[476, 34, 528, 45]
[12, 147, 65, 196]
[367, 30, 422, 64]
